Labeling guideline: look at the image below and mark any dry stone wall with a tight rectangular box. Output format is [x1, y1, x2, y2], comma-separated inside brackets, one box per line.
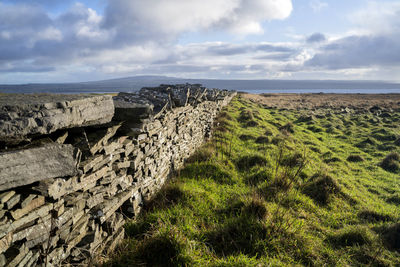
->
[0, 84, 236, 266]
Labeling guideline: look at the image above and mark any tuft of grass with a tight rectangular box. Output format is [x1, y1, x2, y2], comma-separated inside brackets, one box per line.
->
[205, 216, 267, 256]
[347, 154, 365, 162]
[279, 122, 294, 134]
[297, 115, 315, 123]
[255, 135, 270, 144]
[245, 169, 273, 186]
[358, 210, 393, 223]
[235, 154, 268, 171]
[239, 134, 255, 141]
[323, 157, 341, 164]
[328, 226, 374, 247]
[308, 125, 323, 133]
[145, 184, 188, 211]
[246, 120, 258, 127]
[386, 194, 400, 205]
[381, 222, 400, 251]
[134, 229, 190, 266]
[280, 152, 304, 168]
[238, 110, 255, 123]
[181, 162, 235, 184]
[357, 137, 377, 148]
[264, 128, 273, 136]
[380, 152, 400, 172]
[394, 137, 400, 146]
[302, 174, 341, 205]
[186, 144, 214, 163]
[242, 195, 269, 220]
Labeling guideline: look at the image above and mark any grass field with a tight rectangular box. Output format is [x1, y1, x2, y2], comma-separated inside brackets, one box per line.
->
[107, 94, 400, 266]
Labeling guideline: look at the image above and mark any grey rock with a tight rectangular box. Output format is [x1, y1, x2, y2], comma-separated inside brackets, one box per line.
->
[0, 191, 15, 204]
[10, 195, 45, 220]
[0, 94, 114, 143]
[0, 232, 12, 254]
[4, 244, 28, 267]
[5, 194, 20, 210]
[24, 250, 40, 267]
[33, 176, 77, 200]
[0, 253, 5, 266]
[0, 144, 80, 191]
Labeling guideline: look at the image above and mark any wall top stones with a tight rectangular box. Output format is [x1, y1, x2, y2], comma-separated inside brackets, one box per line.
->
[0, 94, 114, 144]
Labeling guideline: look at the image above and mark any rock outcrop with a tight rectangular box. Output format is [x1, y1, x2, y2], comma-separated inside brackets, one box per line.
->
[0, 84, 235, 266]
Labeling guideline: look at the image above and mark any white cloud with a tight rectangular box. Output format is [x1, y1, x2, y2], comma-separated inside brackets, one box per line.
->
[305, 2, 400, 70]
[309, 0, 328, 12]
[37, 27, 63, 41]
[103, 0, 293, 38]
[350, 1, 400, 34]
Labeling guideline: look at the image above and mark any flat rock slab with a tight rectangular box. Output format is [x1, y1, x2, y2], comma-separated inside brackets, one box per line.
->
[0, 144, 80, 191]
[0, 94, 114, 143]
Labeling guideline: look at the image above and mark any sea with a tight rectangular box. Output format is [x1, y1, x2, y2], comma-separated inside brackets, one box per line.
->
[1, 78, 400, 94]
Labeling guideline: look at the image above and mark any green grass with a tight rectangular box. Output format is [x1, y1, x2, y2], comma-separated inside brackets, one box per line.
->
[107, 95, 400, 266]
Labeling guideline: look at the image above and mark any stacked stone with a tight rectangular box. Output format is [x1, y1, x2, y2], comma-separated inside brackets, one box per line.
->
[0, 85, 236, 266]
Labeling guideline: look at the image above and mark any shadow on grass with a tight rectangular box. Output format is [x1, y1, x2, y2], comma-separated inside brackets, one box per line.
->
[328, 226, 373, 247]
[386, 194, 400, 205]
[380, 152, 400, 173]
[302, 174, 342, 206]
[235, 154, 268, 171]
[358, 210, 394, 223]
[181, 162, 236, 184]
[205, 216, 267, 257]
[186, 143, 214, 164]
[110, 229, 191, 267]
[244, 169, 273, 186]
[145, 184, 189, 212]
[376, 222, 400, 252]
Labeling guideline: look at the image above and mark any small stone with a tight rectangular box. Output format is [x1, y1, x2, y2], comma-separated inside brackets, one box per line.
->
[16, 249, 33, 266]
[25, 250, 40, 267]
[10, 203, 53, 231]
[0, 232, 12, 254]
[0, 191, 15, 204]
[5, 194, 20, 210]
[4, 244, 28, 267]
[10, 195, 45, 220]
[0, 253, 5, 266]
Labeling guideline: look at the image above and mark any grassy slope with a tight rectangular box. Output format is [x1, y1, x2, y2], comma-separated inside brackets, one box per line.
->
[108, 95, 400, 266]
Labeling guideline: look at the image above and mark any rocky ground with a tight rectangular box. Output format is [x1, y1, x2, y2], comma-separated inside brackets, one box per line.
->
[242, 93, 400, 111]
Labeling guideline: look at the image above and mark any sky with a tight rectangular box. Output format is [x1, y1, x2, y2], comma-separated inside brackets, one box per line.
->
[1, 0, 400, 83]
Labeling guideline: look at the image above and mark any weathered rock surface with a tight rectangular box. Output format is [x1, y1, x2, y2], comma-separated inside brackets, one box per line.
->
[0, 144, 80, 191]
[0, 94, 114, 143]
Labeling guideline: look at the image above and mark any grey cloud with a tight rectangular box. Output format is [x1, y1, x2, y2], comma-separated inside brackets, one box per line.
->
[205, 43, 296, 56]
[254, 52, 295, 61]
[305, 35, 400, 69]
[0, 66, 55, 73]
[1, 0, 75, 7]
[0, 2, 113, 68]
[306, 33, 326, 43]
[0, 60, 55, 73]
[0, 4, 51, 29]
[148, 64, 212, 73]
[255, 44, 294, 53]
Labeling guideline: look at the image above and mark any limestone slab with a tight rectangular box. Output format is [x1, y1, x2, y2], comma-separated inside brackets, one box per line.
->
[0, 144, 80, 191]
[0, 94, 114, 143]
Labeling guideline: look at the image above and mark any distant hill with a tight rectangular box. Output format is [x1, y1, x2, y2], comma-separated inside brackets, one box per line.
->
[1, 75, 400, 94]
